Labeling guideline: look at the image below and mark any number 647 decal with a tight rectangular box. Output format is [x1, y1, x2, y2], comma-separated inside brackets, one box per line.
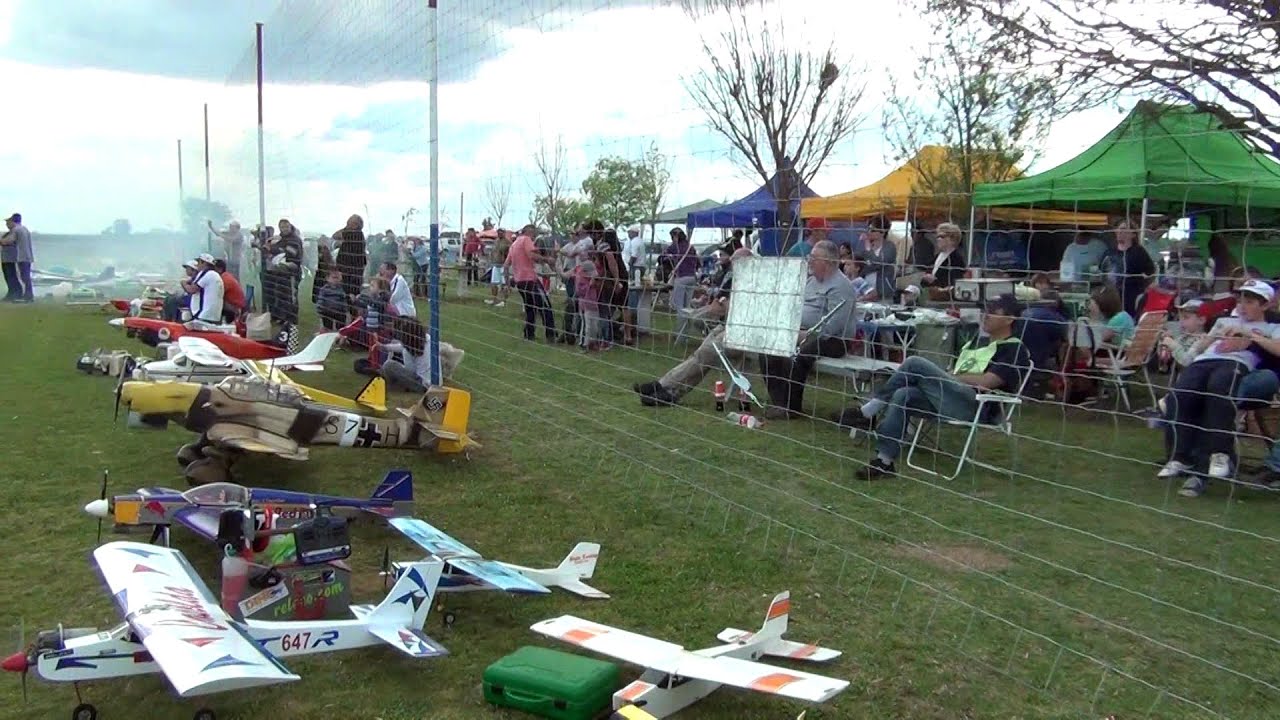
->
[276, 629, 339, 652]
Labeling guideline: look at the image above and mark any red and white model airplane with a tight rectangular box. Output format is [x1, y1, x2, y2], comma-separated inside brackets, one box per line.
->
[531, 591, 847, 717]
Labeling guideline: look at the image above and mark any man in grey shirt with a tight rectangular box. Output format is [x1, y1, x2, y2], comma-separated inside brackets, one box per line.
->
[759, 240, 858, 419]
[1, 213, 33, 303]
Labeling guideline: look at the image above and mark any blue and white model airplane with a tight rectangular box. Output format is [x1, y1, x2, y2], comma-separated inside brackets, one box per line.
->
[387, 516, 609, 600]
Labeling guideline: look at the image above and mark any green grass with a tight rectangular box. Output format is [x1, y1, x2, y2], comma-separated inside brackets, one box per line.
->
[0, 288, 1277, 720]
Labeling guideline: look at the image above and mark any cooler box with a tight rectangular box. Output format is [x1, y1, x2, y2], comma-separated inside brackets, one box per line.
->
[484, 646, 620, 720]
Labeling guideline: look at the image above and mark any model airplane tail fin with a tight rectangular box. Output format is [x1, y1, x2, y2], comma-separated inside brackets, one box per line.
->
[368, 558, 444, 630]
[760, 590, 790, 638]
[558, 542, 601, 579]
[410, 386, 478, 454]
[275, 332, 338, 369]
[355, 375, 387, 409]
[371, 469, 414, 503]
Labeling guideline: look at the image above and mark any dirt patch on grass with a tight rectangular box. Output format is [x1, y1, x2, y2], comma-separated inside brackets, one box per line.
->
[891, 543, 1013, 573]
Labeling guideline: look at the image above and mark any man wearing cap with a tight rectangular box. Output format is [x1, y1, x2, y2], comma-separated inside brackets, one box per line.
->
[182, 253, 225, 324]
[1158, 278, 1280, 496]
[788, 218, 827, 258]
[840, 293, 1032, 480]
[1, 213, 34, 303]
[623, 225, 647, 344]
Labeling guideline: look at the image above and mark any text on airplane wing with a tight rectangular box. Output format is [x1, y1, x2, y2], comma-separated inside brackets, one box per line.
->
[669, 654, 848, 703]
[93, 541, 300, 697]
[389, 517, 483, 560]
[531, 615, 687, 670]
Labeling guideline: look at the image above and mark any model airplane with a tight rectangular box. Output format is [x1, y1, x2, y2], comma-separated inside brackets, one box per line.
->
[118, 376, 476, 484]
[111, 316, 290, 360]
[387, 516, 607, 602]
[130, 334, 338, 382]
[84, 469, 415, 546]
[2, 541, 447, 720]
[531, 591, 847, 717]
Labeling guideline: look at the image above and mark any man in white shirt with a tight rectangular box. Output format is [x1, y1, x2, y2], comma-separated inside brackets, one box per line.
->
[623, 225, 646, 279]
[1160, 278, 1280, 496]
[184, 253, 225, 323]
[379, 261, 417, 317]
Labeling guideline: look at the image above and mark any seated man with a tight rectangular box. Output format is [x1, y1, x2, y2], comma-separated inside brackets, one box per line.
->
[633, 248, 752, 406]
[1159, 279, 1280, 496]
[758, 240, 858, 419]
[840, 293, 1032, 480]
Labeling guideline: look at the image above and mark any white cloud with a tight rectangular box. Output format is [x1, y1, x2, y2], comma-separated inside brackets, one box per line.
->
[1, 1, 1125, 241]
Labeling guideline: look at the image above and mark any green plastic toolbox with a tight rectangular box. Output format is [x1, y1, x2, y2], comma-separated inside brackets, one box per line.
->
[484, 645, 621, 720]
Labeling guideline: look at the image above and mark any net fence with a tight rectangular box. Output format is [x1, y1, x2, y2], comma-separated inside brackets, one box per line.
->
[189, 1, 1280, 718]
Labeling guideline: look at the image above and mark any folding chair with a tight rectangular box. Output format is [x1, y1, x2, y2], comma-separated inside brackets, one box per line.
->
[1090, 311, 1166, 412]
[905, 360, 1034, 481]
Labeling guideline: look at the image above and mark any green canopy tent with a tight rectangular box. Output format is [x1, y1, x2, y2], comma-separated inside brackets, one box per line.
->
[970, 101, 1280, 271]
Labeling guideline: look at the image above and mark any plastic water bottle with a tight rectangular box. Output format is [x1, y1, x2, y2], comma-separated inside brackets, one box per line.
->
[726, 412, 761, 429]
[713, 380, 727, 413]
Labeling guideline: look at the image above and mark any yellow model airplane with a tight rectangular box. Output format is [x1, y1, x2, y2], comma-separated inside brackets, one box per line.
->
[118, 375, 478, 485]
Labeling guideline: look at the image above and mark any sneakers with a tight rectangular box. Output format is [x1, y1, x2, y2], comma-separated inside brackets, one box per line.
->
[1177, 476, 1206, 498]
[1156, 460, 1189, 479]
[861, 457, 895, 481]
[1208, 452, 1232, 479]
[635, 381, 677, 407]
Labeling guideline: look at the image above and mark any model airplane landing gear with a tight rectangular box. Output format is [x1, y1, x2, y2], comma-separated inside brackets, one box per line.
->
[192, 708, 216, 720]
[71, 702, 96, 720]
[435, 600, 456, 628]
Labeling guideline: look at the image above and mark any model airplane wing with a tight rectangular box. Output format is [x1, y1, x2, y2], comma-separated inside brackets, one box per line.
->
[93, 541, 300, 697]
[170, 506, 223, 540]
[366, 626, 450, 659]
[271, 332, 338, 369]
[388, 517, 551, 594]
[206, 424, 307, 459]
[177, 336, 236, 367]
[531, 615, 687, 670]
[666, 653, 848, 703]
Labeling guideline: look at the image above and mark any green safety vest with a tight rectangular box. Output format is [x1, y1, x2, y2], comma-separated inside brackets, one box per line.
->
[952, 336, 1022, 376]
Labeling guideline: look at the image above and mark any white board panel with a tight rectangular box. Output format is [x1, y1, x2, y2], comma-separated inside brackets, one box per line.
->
[723, 257, 808, 356]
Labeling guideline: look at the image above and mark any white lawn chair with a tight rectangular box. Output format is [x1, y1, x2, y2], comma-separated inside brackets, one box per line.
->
[905, 360, 1034, 481]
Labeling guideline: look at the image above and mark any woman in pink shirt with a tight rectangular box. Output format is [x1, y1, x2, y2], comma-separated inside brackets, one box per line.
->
[505, 224, 558, 341]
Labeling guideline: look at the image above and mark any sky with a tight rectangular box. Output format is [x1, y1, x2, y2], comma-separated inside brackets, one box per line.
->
[0, 0, 1130, 237]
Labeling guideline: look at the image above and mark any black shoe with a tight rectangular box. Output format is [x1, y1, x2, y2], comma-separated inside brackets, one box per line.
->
[861, 458, 895, 480]
[832, 407, 875, 430]
[764, 406, 798, 420]
[1241, 467, 1280, 490]
[639, 383, 677, 407]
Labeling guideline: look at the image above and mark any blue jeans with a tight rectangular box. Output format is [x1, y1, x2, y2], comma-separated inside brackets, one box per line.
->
[873, 356, 979, 460]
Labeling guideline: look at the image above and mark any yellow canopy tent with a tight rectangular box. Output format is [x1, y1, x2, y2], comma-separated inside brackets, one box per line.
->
[800, 145, 1110, 226]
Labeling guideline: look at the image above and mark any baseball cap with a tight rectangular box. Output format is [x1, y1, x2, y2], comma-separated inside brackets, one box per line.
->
[1237, 278, 1275, 302]
[627, 225, 640, 233]
[5, 213, 19, 223]
[904, 284, 921, 295]
[805, 217, 831, 231]
[182, 259, 198, 270]
[1177, 297, 1204, 312]
[197, 252, 216, 265]
[984, 292, 1024, 317]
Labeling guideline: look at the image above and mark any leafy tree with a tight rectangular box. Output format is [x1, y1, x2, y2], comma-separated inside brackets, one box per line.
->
[580, 155, 665, 229]
[884, 6, 1056, 219]
[933, 0, 1280, 156]
[532, 196, 593, 236]
[681, 0, 867, 248]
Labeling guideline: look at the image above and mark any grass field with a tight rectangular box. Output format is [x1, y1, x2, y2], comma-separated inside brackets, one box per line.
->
[1, 287, 1277, 720]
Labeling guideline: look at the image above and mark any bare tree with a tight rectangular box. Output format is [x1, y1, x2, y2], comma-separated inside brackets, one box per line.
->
[530, 135, 570, 235]
[933, 0, 1280, 157]
[644, 143, 672, 240]
[885, 6, 1058, 220]
[484, 174, 512, 229]
[681, 0, 867, 247]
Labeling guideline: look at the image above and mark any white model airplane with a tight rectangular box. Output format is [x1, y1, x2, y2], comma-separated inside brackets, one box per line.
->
[2, 541, 447, 720]
[130, 333, 338, 382]
[532, 591, 847, 718]
[388, 516, 608, 604]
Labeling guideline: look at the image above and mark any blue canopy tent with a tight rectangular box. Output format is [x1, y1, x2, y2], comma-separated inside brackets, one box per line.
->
[686, 171, 819, 255]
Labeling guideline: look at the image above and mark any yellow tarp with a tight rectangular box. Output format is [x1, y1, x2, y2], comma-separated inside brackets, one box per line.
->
[800, 145, 1110, 227]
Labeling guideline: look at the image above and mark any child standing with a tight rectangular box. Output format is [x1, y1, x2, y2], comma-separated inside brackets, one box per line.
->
[316, 270, 348, 330]
[574, 249, 602, 350]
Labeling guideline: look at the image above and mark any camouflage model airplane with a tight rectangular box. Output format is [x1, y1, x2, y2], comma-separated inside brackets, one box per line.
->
[118, 376, 478, 485]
